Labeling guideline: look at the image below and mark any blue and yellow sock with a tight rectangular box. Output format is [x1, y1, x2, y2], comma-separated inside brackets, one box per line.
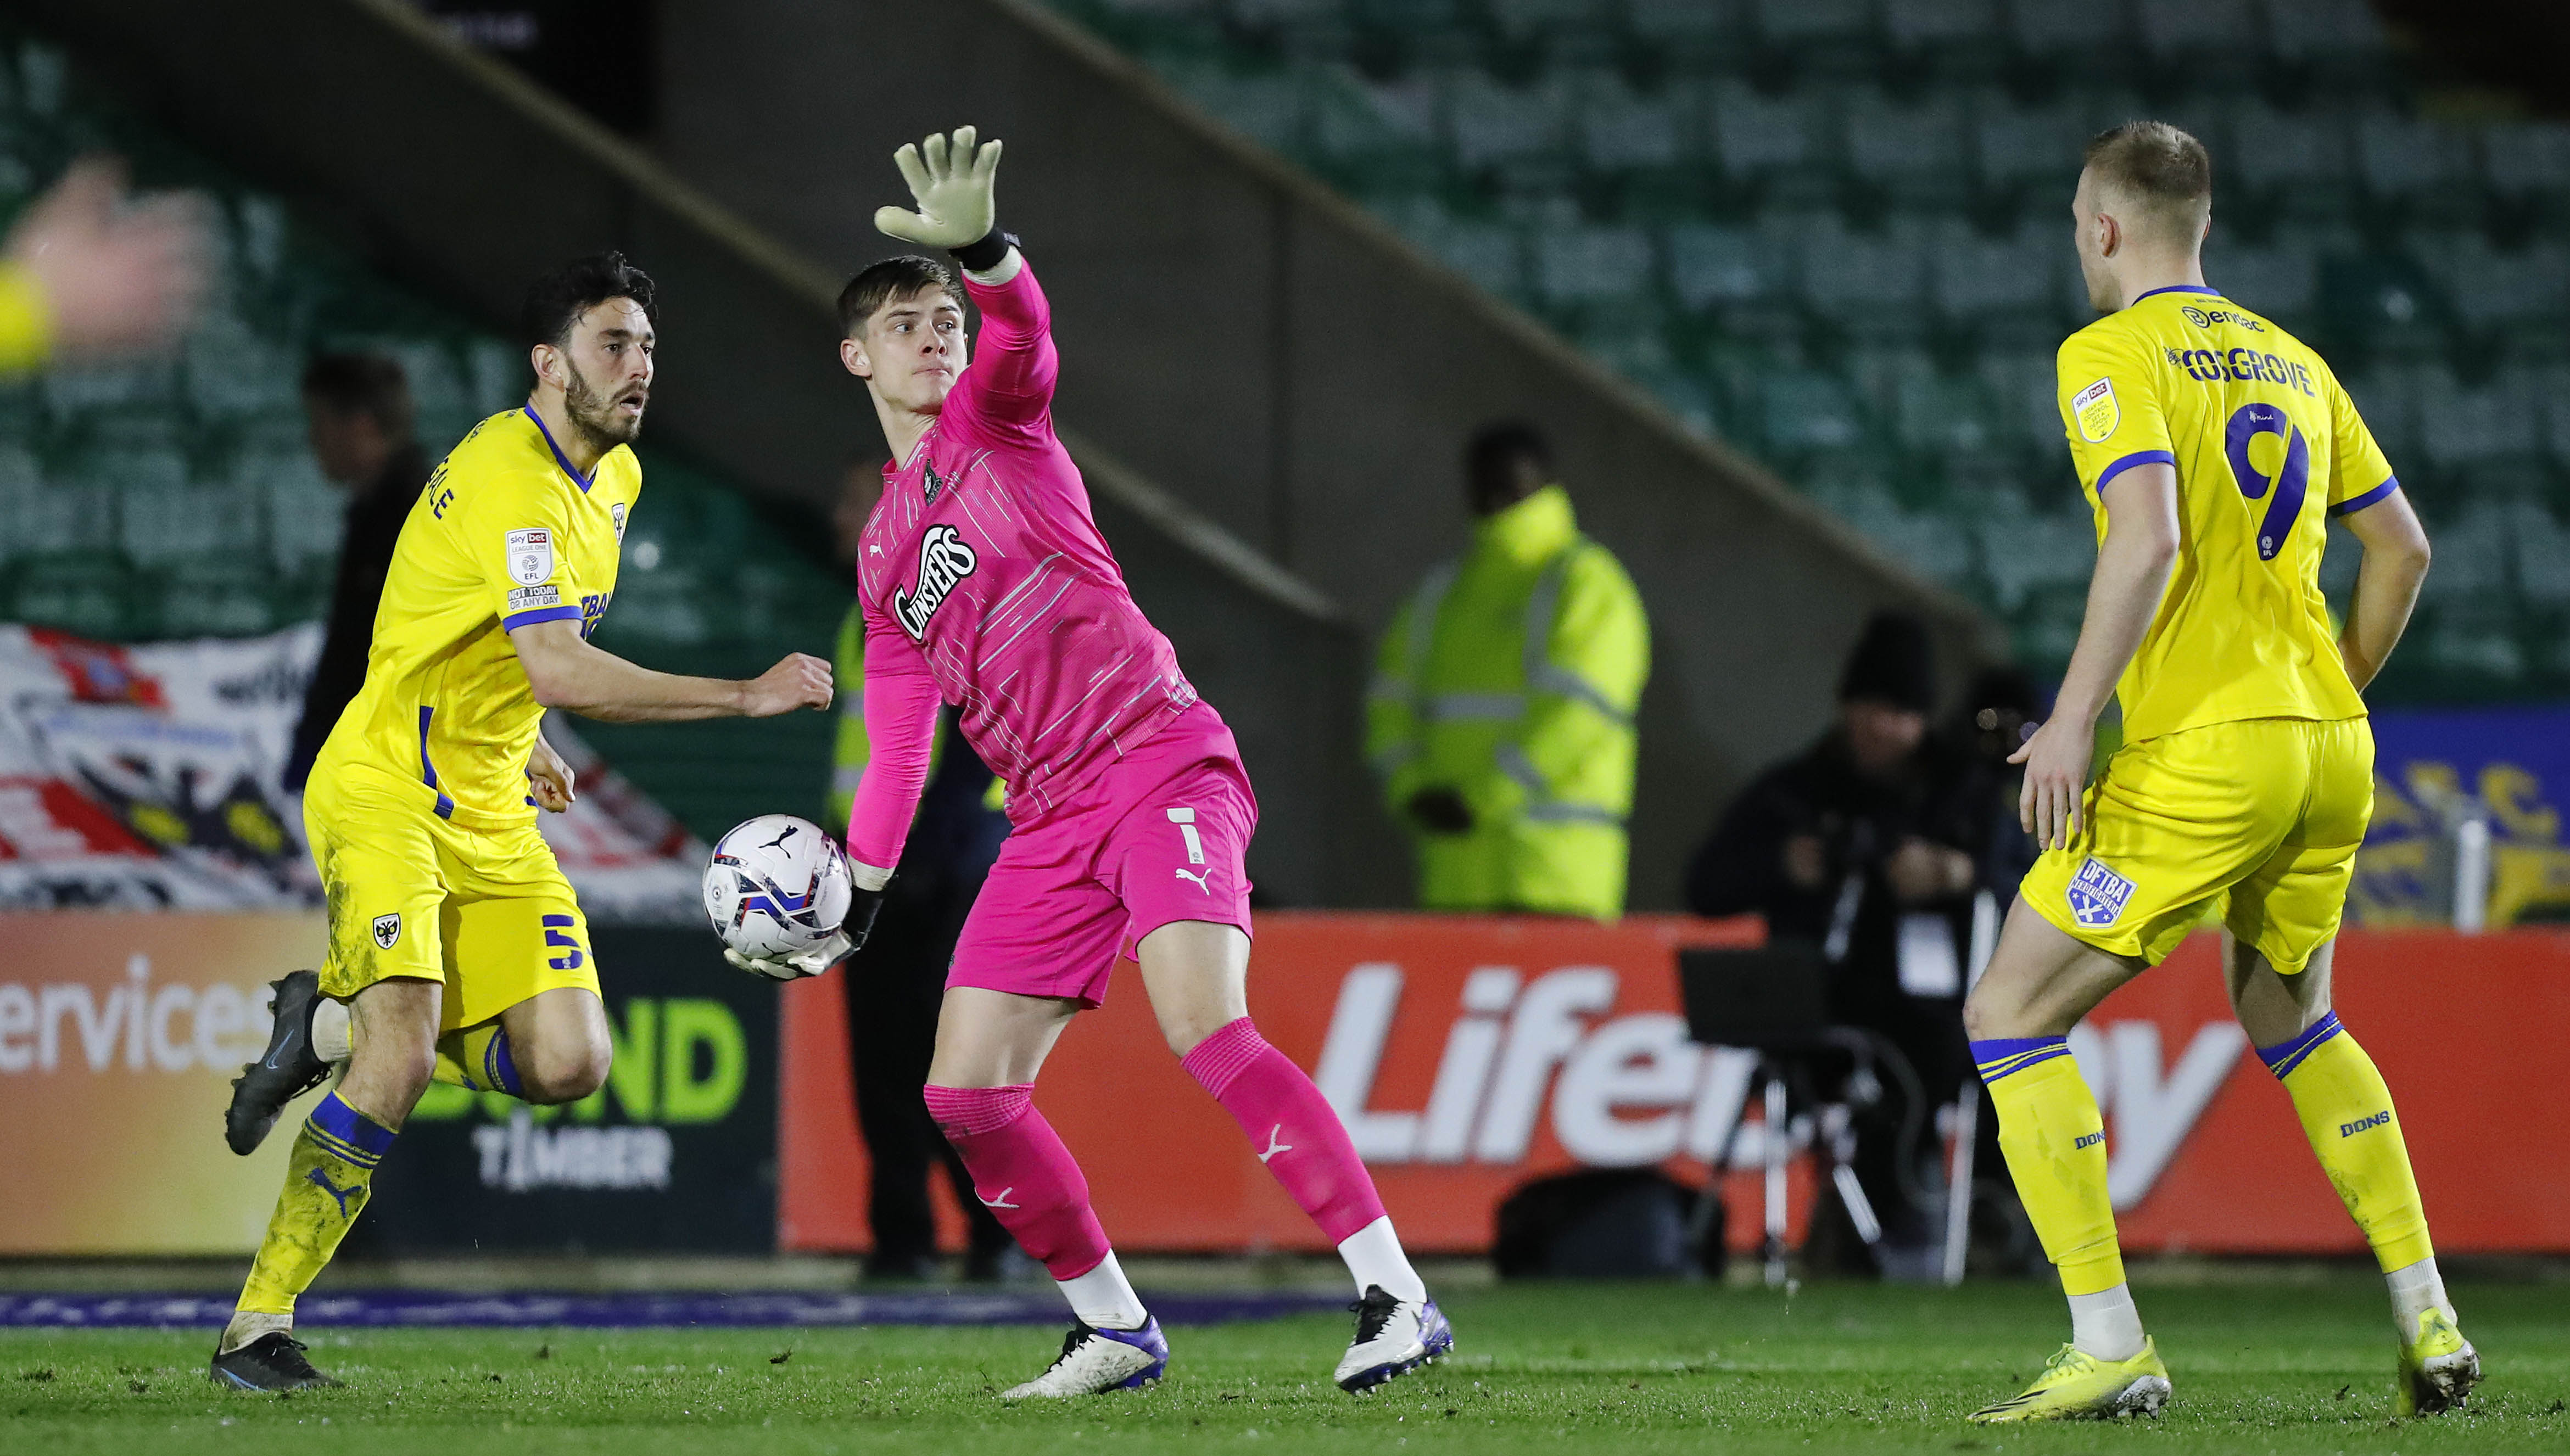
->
[433, 1022, 522, 1096]
[1974, 1036, 2126, 1298]
[236, 1093, 396, 1319]
[2258, 1012, 2434, 1272]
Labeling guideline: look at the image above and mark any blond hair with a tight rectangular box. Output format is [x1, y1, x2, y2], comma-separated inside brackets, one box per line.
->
[2082, 120, 2211, 240]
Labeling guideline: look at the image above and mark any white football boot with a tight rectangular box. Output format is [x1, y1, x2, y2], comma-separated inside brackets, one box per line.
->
[1000, 1317, 1168, 1398]
[1334, 1286, 1454, 1394]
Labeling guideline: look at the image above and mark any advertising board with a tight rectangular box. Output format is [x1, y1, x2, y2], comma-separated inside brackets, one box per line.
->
[780, 916, 2570, 1257]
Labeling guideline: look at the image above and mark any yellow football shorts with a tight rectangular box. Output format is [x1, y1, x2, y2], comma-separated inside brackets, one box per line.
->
[2020, 716, 2372, 972]
[304, 768, 599, 1034]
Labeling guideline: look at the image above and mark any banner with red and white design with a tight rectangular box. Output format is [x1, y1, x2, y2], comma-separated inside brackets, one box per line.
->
[0, 624, 701, 921]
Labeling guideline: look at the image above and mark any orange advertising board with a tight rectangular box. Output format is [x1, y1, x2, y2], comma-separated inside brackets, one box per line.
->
[779, 915, 2570, 1257]
[0, 913, 328, 1254]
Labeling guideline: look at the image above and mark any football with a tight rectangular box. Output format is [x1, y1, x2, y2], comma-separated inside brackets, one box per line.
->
[702, 814, 854, 965]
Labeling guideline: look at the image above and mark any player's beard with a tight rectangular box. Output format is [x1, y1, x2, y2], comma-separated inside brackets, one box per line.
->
[562, 357, 646, 451]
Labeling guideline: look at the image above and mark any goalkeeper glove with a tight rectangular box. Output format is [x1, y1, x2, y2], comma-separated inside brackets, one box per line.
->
[723, 885, 885, 982]
[876, 125, 1005, 255]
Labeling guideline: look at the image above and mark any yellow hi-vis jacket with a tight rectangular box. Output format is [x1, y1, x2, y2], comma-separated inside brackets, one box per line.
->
[829, 604, 1003, 835]
[1366, 485, 1649, 920]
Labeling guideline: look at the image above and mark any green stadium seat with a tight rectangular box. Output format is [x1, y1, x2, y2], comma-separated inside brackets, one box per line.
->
[2512, 499, 2570, 608]
[1752, 0, 1879, 80]
[1883, 0, 2005, 84]
[5, 549, 138, 640]
[2356, 113, 2481, 226]
[1445, 68, 1574, 191]
[1572, 69, 1695, 173]
[2337, 361, 2433, 470]
[2480, 120, 2570, 225]
[2204, 232, 2320, 327]
[1757, 367, 1870, 457]
[1805, 459, 1980, 583]
[1163, 59, 1308, 152]
[1708, 79, 1839, 207]
[2004, 0, 2139, 85]
[121, 481, 262, 570]
[1533, 222, 1656, 307]
[1796, 215, 1932, 341]
[2136, 0, 2266, 89]
[1976, 502, 2098, 613]
[151, 553, 287, 638]
[2412, 367, 2547, 485]
[2264, 0, 2399, 93]
[1844, 87, 1971, 211]
[2416, 233, 2569, 360]
[1422, 214, 1532, 297]
[1935, 222, 2067, 342]
[1623, 0, 1750, 75]
[2224, 99, 2359, 227]
[1970, 92, 2086, 219]
[1307, 65, 1443, 194]
[1666, 219, 1781, 309]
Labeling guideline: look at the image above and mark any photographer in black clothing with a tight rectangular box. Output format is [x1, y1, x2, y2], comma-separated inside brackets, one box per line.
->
[284, 354, 428, 791]
[1685, 612, 2023, 1274]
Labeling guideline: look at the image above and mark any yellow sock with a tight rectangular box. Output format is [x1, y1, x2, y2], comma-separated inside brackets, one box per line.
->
[432, 1022, 523, 1096]
[236, 1091, 395, 1317]
[1974, 1037, 2125, 1297]
[2259, 1012, 2434, 1272]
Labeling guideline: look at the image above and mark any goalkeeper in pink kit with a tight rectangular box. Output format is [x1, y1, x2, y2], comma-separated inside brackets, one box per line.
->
[765, 127, 1448, 1398]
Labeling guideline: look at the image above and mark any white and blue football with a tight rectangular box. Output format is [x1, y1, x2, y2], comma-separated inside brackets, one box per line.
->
[703, 814, 853, 964]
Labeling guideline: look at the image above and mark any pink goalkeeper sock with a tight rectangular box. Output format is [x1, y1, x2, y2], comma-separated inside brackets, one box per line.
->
[922, 1084, 1111, 1280]
[1181, 1017, 1388, 1242]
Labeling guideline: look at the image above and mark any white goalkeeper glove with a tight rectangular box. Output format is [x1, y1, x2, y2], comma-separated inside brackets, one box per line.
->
[723, 882, 885, 982]
[724, 930, 851, 983]
[875, 126, 1003, 251]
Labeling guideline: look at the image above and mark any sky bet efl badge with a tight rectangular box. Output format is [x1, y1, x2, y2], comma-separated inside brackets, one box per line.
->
[2066, 857, 2136, 928]
[505, 527, 554, 586]
[2073, 377, 2119, 443]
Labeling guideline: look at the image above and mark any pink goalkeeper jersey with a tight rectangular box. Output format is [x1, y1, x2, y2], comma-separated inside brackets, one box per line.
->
[847, 257, 1199, 870]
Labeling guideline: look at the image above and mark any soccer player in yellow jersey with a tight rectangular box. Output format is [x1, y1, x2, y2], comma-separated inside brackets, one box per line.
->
[1960, 124, 2470, 1424]
[209, 253, 834, 1391]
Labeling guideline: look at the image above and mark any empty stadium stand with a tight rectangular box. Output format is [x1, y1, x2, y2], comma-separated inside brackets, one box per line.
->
[1048, 0, 2570, 702]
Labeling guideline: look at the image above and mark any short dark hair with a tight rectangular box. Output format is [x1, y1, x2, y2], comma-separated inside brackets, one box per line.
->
[300, 352, 416, 441]
[1465, 421, 1552, 480]
[521, 250, 657, 350]
[837, 255, 964, 339]
[2082, 120, 2212, 238]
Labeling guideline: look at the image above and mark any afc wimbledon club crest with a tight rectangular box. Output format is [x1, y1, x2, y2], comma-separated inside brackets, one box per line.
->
[505, 527, 555, 586]
[372, 912, 403, 949]
[2065, 858, 2136, 928]
[610, 502, 627, 541]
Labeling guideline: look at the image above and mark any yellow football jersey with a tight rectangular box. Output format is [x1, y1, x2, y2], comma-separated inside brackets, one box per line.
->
[313, 407, 638, 829]
[2056, 285, 2396, 743]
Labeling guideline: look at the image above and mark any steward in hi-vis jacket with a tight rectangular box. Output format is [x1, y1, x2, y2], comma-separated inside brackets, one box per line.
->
[1366, 423, 1650, 920]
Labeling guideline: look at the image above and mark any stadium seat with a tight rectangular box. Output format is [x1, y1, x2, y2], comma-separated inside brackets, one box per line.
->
[1882, 0, 2005, 85]
[2224, 99, 2360, 227]
[2355, 113, 2482, 228]
[1708, 79, 1840, 208]
[1844, 87, 1973, 212]
[2135, 0, 2266, 89]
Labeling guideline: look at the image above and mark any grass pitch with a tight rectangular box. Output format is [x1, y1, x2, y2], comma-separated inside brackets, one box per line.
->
[6, 1275, 2566, 1454]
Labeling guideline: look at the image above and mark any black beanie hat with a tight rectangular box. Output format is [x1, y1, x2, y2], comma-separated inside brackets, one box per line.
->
[1837, 610, 1937, 712]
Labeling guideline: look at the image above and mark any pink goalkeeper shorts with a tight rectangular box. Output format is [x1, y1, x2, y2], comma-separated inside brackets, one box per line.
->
[947, 701, 1256, 1008]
